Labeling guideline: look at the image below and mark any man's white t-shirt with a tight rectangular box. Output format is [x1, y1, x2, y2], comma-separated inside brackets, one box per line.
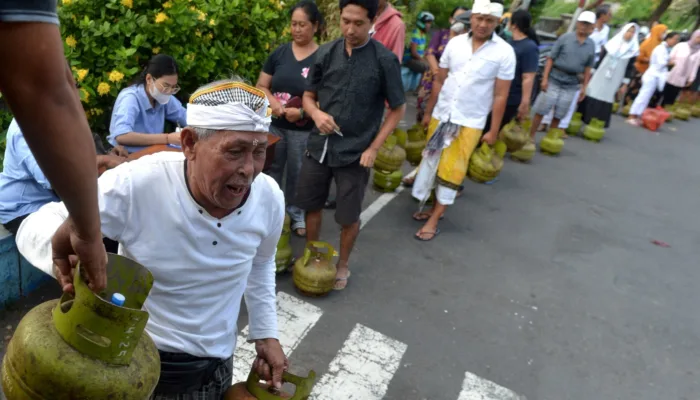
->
[433, 33, 516, 130]
[590, 24, 610, 64]
[16, 151, 285, 359]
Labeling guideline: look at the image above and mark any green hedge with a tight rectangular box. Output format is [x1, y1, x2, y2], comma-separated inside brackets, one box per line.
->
[0, 0, 289, 137]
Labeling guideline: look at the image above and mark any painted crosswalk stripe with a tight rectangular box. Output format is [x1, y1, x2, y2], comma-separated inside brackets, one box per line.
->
[310, 323, 407, 400]
[458, 371, 524, 400]
[232, 292, 323, 383]
[360, 186, 404, 230]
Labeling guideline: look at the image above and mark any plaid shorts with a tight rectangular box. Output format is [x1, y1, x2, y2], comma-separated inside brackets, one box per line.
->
[150, 356, 233, 400]
[533, 80, 578, 120]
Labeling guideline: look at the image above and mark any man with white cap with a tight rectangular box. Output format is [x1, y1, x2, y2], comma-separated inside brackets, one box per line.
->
[413, 0, 515, 241]
[529, 10, 596, 140]
[16, 78, 288, 398]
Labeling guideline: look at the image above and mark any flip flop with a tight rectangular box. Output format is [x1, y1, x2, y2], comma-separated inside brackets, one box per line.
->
[414, 228, 441, 241]
[333, 270, 351, 291]
[412, 212, 444, 221]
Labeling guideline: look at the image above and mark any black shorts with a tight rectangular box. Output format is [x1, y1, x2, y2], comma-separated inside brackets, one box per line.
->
[294, 152, 370, 226]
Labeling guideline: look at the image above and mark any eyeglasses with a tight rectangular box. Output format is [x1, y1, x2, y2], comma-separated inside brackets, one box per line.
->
[156, 80, 181, 95]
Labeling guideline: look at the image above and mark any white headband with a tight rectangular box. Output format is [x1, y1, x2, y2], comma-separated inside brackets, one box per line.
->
[186, 102, 271, 132]
[472, 0, 504, 18]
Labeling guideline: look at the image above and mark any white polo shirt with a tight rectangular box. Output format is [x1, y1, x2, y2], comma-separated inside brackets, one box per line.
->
[16, 151, 285, 359]
[434, 33, 516, 130]
[589, 24, 610, 64]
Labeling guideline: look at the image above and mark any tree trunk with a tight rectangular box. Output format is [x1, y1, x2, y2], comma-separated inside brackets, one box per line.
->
[567, 0, 587, 34]
[649, 0, 674, 24]
[584, 0, 605, 11]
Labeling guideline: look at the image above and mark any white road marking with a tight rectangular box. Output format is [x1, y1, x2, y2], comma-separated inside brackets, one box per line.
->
[232, 292, 323, 383]
[360, 186, 404, 230]
[458, 371, 524, 400]
[309, 323, 407, 400]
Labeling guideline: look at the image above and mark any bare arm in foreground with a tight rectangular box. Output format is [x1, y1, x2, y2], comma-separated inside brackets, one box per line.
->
[0, 22, 107, 291]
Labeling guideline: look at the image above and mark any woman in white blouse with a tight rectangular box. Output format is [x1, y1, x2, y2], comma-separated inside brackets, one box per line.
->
[627, 31, 681, 126]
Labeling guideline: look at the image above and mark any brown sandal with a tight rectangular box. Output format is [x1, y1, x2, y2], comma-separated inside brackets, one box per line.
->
[414, 228, 441, 241]
[412, 212, 444, 221]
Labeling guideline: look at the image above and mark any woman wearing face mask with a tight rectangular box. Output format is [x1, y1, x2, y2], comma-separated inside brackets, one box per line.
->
[581, 23, 639, 128]
[415, 7, 468, 124]
[108, 54, 187, 154]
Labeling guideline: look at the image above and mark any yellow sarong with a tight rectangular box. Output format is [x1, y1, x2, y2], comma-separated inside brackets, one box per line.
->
[425, 117, 482, 190]
[412, 118, 482, 206]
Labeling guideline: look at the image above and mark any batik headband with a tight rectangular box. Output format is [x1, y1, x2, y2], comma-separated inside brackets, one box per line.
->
[187, 81, 271, 132]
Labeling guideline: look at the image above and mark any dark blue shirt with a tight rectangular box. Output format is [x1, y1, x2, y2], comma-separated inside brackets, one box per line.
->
[0, 0, 58, 24]
[507, 37, 540, 106]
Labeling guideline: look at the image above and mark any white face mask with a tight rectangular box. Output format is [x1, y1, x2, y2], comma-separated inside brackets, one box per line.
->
[149, 81, 172, 105]
[451, 22, 465, 33]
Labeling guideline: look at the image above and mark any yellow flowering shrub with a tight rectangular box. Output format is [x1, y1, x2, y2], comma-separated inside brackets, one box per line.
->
[0, 0, 289, 136]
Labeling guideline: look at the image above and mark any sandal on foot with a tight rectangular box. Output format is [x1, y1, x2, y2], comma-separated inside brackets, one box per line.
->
[333, 270, 351, 291]
[414, 228, 441, 242]
[412, 212, 444, 222]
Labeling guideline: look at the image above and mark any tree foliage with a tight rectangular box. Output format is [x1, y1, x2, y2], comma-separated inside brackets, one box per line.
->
[0, 0, 289, 136]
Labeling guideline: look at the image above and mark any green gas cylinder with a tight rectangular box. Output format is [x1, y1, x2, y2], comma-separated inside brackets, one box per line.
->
[225, 369, 316, 399]
[276, 214, 293, 273]
[1, 254, 160, 399]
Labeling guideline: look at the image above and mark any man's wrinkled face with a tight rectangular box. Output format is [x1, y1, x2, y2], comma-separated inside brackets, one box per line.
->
[182, 128, 267, 214]
[471, 13, 499, 40]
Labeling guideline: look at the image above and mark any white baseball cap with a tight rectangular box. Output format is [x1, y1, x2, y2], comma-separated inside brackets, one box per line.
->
[577, 11, 596, 24]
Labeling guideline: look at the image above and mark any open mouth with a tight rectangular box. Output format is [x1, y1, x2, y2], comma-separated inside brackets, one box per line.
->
[226, 184, 247, 196]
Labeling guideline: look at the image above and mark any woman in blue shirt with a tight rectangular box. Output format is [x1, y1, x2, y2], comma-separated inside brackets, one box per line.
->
[108, 54, 188, 153]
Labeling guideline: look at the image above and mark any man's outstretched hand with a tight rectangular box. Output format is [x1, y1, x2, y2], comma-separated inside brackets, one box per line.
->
[254, 338, 289, 390]
[52, 217, 107, 293]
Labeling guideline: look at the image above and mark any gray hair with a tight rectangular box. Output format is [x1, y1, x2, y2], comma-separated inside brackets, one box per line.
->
[188, 75, 248, 140]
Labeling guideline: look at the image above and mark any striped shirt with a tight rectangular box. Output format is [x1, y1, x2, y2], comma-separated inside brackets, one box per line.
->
[403, 28, 427, 64]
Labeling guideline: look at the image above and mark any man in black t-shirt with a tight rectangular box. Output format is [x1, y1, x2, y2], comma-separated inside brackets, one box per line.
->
[296, 0, 406, 291]
[0, 0, 108, 292]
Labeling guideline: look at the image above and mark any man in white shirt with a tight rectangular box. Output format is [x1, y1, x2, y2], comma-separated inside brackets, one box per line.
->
[413, 0, 516, 241]
[589, 5, 612, 66]
[16, 79, 288, 398]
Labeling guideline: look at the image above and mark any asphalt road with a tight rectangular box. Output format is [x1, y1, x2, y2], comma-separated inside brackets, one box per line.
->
[2, 96, 699, 400]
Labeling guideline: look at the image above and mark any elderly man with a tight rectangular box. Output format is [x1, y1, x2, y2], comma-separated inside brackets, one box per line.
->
[529, 11, 596, 139]
[414, 0, 516, 241]
[16, 79, 288, 398]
